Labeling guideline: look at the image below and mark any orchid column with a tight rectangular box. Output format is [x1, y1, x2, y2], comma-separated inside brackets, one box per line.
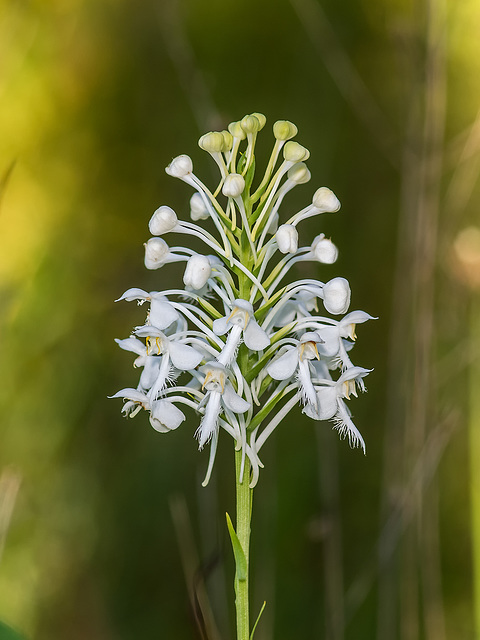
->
[112, 112, 374, 640]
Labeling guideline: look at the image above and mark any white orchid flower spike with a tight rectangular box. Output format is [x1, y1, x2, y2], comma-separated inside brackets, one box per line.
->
[112, 112, 375, 487]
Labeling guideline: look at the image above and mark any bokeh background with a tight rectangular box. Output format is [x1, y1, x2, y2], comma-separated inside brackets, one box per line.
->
[1, 0, 480, 638]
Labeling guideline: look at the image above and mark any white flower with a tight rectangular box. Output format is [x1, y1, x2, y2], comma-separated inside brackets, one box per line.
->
[314, 311, 374, 360]
[312, 187, 341, 212]
[222, 173, 245, 198]
[190, 192, 210, 221]
[196, 362, 250, 448]
[116, 289, 180, 330]
[149, 206, 178, 235]
[303, 367, 370, 452]
[276, 224, 298, 254]
[134, 326, 203, 399]
[312, 234, 338, 264]
[267, 331, 324, 408]
[114, 337, 162, 391]
[165, 154, 193, 178]
[110, 388, 186, 432]
[213, 299, 270, 365]
[183, 254, 212, 290]
[322, 277, 351, 315]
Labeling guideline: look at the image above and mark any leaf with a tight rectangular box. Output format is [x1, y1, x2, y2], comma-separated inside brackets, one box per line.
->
[225, 512, 247, 581]
[196, 297, 222, 321]
[0, 621, 28, 640]
[243, 157, 256, 194]
[250, 601, 267, 640]
[247, 384, 287, 432]
[253, 287, 288, 322]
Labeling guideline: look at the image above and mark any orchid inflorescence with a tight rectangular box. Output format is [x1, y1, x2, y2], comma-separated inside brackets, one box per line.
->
[112, 112, 374, 487]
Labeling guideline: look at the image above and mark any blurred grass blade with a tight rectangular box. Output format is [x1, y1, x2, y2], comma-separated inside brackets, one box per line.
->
[0, 620, 27, 640]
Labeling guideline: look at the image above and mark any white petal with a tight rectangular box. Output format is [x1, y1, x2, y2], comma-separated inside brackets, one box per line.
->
[298, 359, 318, 407]
[334, 400, 366, 453]
[222, 382, 250, 414]
[138, 357, 162, 390]
[183, 255, 212, 290]
[322, 277, 351, 315]
[115, 337, 146, 356]
[168, 341, 203, 370]
[316, 327, 340, 357]
[213, 316, 229, 335]
[316, 386, 338, 420]
[150, 297, 179, 329]
[115, 288, 150, 302]
[149, 206, 178, 235]
[197, 392, 222, 449]
[190, 192, 210, 221]
[338, 366, 372, 383]
[243, 320, 270, 351]
[109, 388, 148, 405]
[267, 348, 299, 380]
[144, 237, 170, 270]
[165, 154, 193, 178]
[312, 187, 340, 213]
[276, 224, 298, 254]
[151, 400, 185, 431]
[341, 310, 376, 326]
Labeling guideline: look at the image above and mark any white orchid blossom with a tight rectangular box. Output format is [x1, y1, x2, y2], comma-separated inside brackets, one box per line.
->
[196, 362, 250, 449]
[113, 112, 374, 488]
[303, 366, 372, 452]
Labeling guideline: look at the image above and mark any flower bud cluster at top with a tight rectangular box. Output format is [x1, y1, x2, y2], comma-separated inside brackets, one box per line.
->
[112, 112, 375, 487]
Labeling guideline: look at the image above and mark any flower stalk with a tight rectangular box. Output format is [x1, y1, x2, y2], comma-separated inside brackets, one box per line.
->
[112, 112, 374, 639]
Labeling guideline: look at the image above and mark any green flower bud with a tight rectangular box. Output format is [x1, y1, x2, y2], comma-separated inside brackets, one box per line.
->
[273, 120, 298, 141]
[241, 114, 261, 134]
[283, 141, 310, 163]
[221, 130, 233, 152]
[251, 112, 266, 130]
[228, 121, 247, 140]
[199, 131, 225, 153]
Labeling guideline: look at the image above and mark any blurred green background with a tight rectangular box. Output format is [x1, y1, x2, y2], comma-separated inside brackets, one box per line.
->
[1, 0, 479, 638]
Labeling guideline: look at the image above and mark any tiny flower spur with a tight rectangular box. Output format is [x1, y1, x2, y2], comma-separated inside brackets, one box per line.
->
[112, 112, 375, 640]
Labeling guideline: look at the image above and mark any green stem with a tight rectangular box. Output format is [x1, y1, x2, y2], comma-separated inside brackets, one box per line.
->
[235, 449, 252, 640]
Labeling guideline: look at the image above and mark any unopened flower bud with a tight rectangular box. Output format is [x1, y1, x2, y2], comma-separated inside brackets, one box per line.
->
[312, 187, 340, 212]
[241, 114, 261, 134]
[222, 173, 245, 198]
[149, 206, 178, 235]
[228, 121, 247, 140]
[283, 141, 310, 163]
[221, 130, 233, 151]
[273, 120, 298, 141]
[288, 162, 311, 184]
[251, 112, 266, 130]
[322, 277, 351, 315]
[312, 234, 338, 264]
[144, 237, 170, 270]
[276, 224, 298, 254]
[199, 132, 225, 154]
[183, 254, 212, 290]
[190, 193, 209, 221]
[165, 155, 193, 178]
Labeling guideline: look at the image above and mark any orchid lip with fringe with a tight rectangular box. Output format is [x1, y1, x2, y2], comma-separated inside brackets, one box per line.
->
[112, 112, 375, 487]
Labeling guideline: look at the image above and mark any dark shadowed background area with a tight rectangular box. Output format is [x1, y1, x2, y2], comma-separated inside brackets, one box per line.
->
[1, 0, 480, 638]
